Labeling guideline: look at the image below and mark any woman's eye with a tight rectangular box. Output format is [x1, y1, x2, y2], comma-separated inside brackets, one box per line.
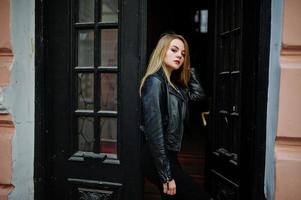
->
[171, 48, 177, 52]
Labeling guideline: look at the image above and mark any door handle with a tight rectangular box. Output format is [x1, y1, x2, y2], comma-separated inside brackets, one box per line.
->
[82, 152, 108, 163]
[214, 148, 238, 165]
[201, 111, 209, 126]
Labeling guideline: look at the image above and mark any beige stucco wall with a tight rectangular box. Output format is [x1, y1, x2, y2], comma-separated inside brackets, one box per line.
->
[282, 0, 301, 47]
[277, 56, 301, 138]
[275, 0, 301, 199]
[0, 0, 12, 51]
[0, 0, 15, 199]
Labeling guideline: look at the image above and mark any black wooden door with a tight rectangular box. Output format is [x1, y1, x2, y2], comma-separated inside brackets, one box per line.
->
[39, 0, 145, 199]
[206, 0, 268, 199]
[208, 0, 242, 199]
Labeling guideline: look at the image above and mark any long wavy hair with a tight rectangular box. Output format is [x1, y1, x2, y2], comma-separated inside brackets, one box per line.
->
[139, 33, 191, 95]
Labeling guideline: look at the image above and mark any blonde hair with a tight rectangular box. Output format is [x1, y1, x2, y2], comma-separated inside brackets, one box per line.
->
[139, 33, 191, 95]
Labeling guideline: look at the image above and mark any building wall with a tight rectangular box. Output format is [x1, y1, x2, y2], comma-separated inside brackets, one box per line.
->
[265, 0, 282, 199]
[0, 0, 35, 199]
[275, 0, 301, 199]
[1, 0, 300, 200]
[0, 0, 15, 199]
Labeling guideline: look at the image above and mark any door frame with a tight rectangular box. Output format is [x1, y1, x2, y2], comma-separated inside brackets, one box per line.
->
[34, 0, 46, 199]
[35, 0, 270, 199]
[34, 0, 148, 199]
[240, 0, 270, 198]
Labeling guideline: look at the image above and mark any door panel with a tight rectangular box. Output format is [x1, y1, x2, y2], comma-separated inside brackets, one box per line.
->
[208, 0, 242, 199]
[43, 0, 144, 199]
[207, 0, 268, 199]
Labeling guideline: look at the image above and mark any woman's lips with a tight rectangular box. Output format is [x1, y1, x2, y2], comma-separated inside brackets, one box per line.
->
[174, 60, 180, 65]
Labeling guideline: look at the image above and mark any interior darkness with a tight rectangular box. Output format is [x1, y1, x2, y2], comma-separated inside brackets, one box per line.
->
[147, 0, 212, 151]
[147, 0, 212, 99]
[145, 0, 213, 198]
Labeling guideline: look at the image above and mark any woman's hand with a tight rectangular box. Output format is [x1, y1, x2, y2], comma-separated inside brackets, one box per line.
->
[163, 179, 176, 195]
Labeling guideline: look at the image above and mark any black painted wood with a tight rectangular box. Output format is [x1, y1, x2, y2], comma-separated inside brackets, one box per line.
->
[206, 0, 270, 199]
[34, 0, 46, 199]
[35, 0, 269, 199]
[35, 0, 145, 199]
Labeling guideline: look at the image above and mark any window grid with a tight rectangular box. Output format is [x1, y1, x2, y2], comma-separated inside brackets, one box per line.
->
[215, 0, 242, 162]
[72, 0, 119, 158]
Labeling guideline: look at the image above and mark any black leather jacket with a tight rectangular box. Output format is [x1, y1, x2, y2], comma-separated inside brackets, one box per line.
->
[141, 68, 206, 183]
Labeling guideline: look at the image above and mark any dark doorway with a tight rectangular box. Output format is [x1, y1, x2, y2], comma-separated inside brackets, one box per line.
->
[144, 1, 212, 199]
[143, 0, 269, 200]
[35, 0, 269, 199]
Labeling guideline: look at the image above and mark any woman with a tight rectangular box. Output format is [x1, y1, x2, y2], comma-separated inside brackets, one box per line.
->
[140, 33, 210, 200]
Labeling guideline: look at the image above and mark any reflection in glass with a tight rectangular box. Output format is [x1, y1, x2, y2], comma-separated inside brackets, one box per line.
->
[234, 0, 241, 28]
[78, 117, 94, 152]
[79, 0, 94, 22]
[221, 37, 230, 71]
[233, 78, 240, 113]
[100, 118, 117, 154]
[100, 29, 118, 66]
[77, 73, 94, 110]
[234, 35, 240, 70]
[222, 0, 230, 32]
[100, 73, 117, 111]
[78, 30, 94, 66]
[232, 117, 240, 157]
[101, 0, 118, 22]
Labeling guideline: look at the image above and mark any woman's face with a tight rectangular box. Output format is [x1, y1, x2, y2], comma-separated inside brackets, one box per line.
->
[163, 39, 185, 72]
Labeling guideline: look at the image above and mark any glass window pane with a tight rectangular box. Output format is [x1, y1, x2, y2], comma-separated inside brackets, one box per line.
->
[101, 0, 118, 22]
[234, 0, 241, 28]
[100, 29, 118, 66]
[79, 0, 94, 22]
[100, 118, 117, 154]
[78, 117, 94, 152]
[217, 114, 231, 150]
[221, 37, 230, 72]
[232, 117, 240, 157]
[222, 0, 231, 32]
[78, 30, 94, 66]
[234, 34, 241, 71]
[218, 78, 230, 111]
[232, 78, 240, 113]
[100, 73, 117, 111]
[77, 73, 94, 110]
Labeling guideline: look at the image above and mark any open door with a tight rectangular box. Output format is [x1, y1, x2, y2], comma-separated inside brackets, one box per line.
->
[206, 0, 268, 199]
[207, 0, 243, 198]
[35, 0, 269, 199]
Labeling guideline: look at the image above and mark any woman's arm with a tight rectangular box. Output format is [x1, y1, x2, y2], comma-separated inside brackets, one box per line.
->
[141, 76, 172, 183]
[188, 68, 206, 101]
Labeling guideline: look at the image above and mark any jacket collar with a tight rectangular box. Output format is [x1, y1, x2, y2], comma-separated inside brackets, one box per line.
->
[169, 84, 185, 101]
[154, 68, 185, 100]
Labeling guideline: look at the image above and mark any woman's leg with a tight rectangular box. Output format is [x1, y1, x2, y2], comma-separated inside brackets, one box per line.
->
[142, 147, 210, 200]
[160, 152, 210, 200]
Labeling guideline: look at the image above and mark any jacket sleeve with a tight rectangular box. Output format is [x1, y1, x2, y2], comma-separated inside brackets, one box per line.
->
[141, 76, 172, 183]
[188, 68, 206, 101]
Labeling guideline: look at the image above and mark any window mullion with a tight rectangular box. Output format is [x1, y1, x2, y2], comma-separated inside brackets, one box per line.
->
[94, 0, 101, 153]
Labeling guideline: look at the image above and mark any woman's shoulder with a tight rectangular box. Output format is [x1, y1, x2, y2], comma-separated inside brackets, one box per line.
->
[145, 70, 166, 85]
[144, 74, 164, 89]
[142, 71, 167, 95]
